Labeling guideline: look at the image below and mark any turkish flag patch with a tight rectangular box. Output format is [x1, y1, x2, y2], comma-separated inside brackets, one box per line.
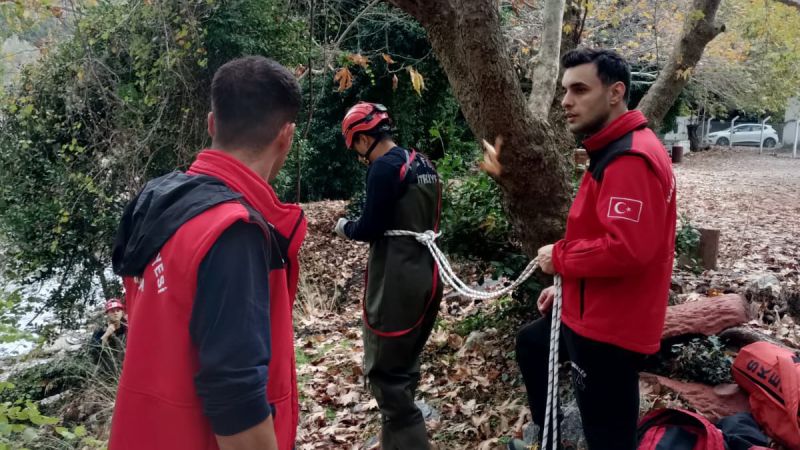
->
[607, 197, 643, 222]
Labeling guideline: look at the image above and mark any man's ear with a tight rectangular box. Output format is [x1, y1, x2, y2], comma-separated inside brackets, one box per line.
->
[610, 81, 627, 106]
[356, 134, 372, 152]
[207, 112, 216, 139]
[278, 122, 296, 155]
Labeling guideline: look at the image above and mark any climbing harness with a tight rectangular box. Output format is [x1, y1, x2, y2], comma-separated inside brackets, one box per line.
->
[384, 229, 564, 450]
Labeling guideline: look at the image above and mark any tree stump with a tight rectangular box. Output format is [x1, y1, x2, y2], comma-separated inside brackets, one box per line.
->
[698, 228, 720, 270]
[574, 148, 588, 165]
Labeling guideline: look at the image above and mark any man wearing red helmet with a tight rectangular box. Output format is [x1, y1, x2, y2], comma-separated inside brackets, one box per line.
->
[335, 102, 442, 449]
[98, 298, 127, 346]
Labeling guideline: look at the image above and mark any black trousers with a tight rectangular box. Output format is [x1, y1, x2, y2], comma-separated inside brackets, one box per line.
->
[515, 314, 644, 450]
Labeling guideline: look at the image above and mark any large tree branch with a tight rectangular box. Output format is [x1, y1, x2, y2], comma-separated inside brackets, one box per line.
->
[389, 0, 572, 254]
[527, 0, 566, 117]
[637, 0, 725, 129]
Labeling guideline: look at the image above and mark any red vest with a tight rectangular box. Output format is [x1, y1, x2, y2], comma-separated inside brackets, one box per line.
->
[110, 154, 306, 449]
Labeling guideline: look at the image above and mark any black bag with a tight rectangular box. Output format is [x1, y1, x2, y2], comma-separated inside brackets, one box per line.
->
[716, 413, 769, 450]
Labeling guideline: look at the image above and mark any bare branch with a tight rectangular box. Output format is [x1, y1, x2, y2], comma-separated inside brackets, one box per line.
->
[333, 0, 382, 49]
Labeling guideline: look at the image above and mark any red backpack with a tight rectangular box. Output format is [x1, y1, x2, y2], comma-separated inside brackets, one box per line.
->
[733, 341, 800, 448]
[637, 408, 726, 450]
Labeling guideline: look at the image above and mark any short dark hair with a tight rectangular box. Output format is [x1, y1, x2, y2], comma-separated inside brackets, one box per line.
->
[353, 120, 393, 146]
[561, 48, 631, 104]
[211, 56, 301, 150]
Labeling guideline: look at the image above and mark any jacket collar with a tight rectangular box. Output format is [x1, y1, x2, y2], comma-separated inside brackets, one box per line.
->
[188, 150, 306, 245]
[582, 110, 649, 152]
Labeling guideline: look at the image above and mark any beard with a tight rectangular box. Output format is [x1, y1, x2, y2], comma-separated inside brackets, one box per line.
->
[569, 111, 610, 137]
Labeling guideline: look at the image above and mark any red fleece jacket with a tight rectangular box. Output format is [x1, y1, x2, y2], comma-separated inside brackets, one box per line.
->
[552, 110, 677, 354]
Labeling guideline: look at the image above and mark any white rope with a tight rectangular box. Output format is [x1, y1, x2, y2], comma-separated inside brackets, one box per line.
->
[384, 229, 563, 449]
[542, 274, 563, 450]
[384, 229, 539, 300]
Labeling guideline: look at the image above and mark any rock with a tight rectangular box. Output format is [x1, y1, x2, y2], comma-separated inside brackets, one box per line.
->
[522, 422, 540, 444]
[415, 400, 440, 422]
[640, 373, 750, 422]
[783, 288, 800, 321]
[519, 400, 587, 449]
[42, 329, 90, 355]
[458, 328, 498, 357]
[362, 435, 379, 450]
[671, 278, 687, 294]
[668, 290, 679, 306]
[745, 273, 782, 306]
[747, 273, 781, 295]
[40, 390, 70, 406]
[560, 400, 587, 449]
[662, 294, 749, 339]
[464, 330, 485, 345]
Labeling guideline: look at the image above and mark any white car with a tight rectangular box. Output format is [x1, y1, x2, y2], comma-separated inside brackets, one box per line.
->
[706, 124, 780, 148]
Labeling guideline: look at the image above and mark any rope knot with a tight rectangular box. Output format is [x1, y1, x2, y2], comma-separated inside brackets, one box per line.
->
[415, 230, 439, 245]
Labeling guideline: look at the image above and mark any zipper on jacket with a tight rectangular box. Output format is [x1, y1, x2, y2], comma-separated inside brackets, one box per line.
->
[579, 279, 586, 319]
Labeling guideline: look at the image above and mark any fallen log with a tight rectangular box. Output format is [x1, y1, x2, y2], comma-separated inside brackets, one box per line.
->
[640, 372, 750, 422]
[719, 326, 797, 351]
[662, 294, 749, 340]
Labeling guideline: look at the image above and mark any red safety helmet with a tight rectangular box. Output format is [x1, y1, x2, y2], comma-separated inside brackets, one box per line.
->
[105, 298, 125, 312]
[341, 102, 391, 149]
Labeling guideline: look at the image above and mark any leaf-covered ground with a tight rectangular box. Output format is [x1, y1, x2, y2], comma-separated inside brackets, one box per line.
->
[293, 148, 800, 449]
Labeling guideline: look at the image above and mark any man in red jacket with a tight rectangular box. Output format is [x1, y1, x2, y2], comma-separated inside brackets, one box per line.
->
[499, 48, 677, 449]
[109, 56, 305, 450]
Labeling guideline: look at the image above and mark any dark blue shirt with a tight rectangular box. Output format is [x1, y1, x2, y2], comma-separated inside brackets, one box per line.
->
[189, 220, 272, 436]
[344, 147, 410, 241]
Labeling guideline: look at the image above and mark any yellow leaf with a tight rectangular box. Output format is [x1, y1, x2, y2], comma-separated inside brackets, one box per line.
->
[407, 66, 425, 96]
[347, 53, 369, 68]
[563, 23, 574, 34]
[382, 53, 395, 64]
[674, 67, 693, 80]
[333, 68, 353, 92]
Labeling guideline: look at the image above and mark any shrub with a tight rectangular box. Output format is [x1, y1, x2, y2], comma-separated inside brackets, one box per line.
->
[669, 336, 734, 385]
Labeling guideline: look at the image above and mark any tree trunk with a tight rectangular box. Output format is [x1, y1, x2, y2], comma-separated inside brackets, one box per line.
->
[388, 0, 726, 254]
[638, 0, 725, 129]
[687, 123, 701, 151]
[547, 0, 587, 151]
[389, 0, 572, 255]
[528, 0, 566, 118]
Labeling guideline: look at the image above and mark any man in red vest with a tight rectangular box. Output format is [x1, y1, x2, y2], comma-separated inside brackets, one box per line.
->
[485, 48, 677, 449]
[110, 56, 305, 450]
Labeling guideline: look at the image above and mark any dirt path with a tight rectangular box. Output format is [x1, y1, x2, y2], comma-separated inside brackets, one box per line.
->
[674, 148, 800, 286]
